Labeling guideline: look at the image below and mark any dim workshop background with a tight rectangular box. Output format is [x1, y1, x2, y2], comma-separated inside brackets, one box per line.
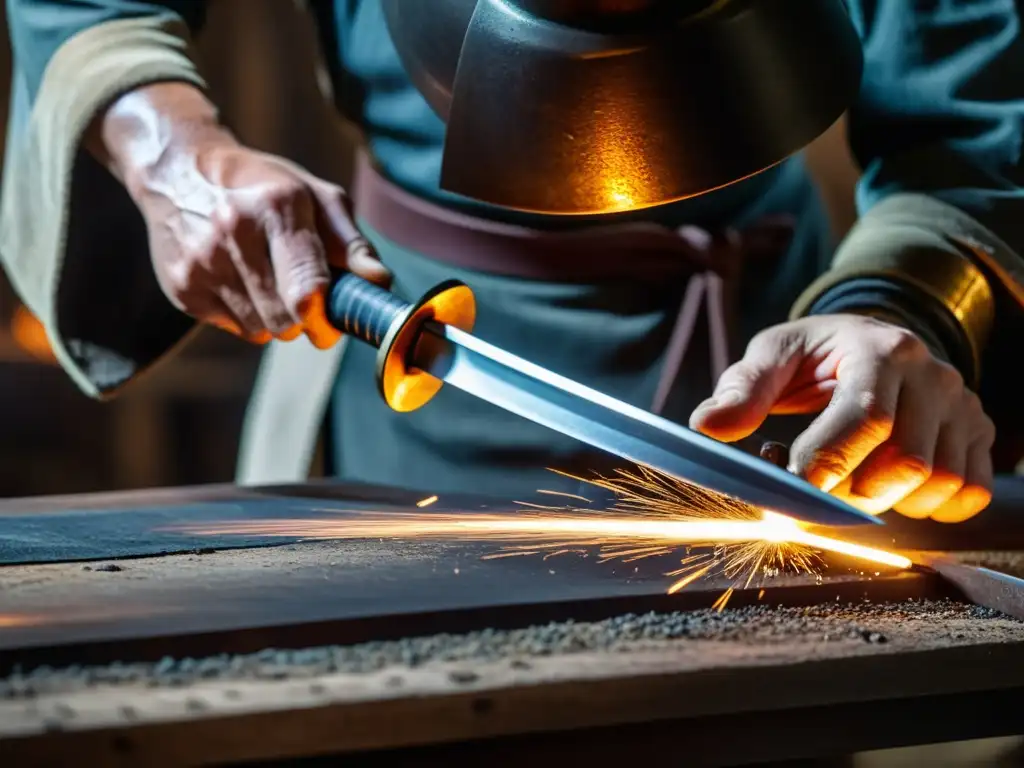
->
[3, 4, 1024, 767]
[0, 0, 859, 498]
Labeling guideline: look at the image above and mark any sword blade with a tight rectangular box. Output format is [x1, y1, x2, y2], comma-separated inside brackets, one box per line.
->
[414, 321, 881, 528]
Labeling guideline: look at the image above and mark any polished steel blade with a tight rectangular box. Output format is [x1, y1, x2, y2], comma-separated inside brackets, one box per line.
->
[415, 322, 881, 528]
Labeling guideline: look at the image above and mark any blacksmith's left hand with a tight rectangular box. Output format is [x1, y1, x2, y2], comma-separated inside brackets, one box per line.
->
[688, 314, 995, 522]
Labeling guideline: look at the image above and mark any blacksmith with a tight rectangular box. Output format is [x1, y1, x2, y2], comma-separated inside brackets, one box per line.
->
[2, 0, 1022, 523]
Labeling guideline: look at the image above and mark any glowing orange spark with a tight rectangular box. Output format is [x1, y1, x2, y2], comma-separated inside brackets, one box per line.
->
[160, 464, 911, 609]
[0, 604, 181, 631]
[167, 511, 909, 576]
[503, 466, 909, 608]
[416, 495, 439, 508]
[712, 588, 734, 612]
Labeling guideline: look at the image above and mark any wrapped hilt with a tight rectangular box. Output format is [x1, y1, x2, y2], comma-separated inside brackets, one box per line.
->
[328, 273, 411, 348]
[326, 272, 477, 413]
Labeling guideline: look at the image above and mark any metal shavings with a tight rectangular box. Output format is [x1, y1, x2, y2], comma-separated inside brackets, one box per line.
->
[0, 599, 1013, 701]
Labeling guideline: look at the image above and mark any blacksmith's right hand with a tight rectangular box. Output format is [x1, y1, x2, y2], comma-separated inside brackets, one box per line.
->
[99, 84, 391, 349]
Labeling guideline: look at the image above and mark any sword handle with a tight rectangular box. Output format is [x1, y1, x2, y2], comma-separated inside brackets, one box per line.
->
[325, 271, 478, 413]
[327, 272, 411, 349]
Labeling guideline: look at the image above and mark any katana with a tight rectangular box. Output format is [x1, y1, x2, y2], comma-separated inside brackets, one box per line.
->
[327, 273, 881, 528]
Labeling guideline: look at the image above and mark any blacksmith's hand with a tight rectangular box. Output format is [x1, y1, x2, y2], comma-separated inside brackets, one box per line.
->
[95, 83, 391, 349]
[688, 314, 995, 522]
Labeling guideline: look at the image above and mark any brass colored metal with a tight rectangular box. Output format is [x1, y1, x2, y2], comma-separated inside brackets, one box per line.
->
[925, 249, 995, 377]
[957, 236, 1024, 313]
[792, 241, 995, 382]
[376, 281, 477, 412]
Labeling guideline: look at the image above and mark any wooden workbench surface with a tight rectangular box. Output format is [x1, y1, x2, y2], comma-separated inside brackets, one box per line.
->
[3, 482, 1024, 765]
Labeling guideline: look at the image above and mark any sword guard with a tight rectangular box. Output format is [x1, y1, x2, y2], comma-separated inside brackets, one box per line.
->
[327, 273, 477, 413]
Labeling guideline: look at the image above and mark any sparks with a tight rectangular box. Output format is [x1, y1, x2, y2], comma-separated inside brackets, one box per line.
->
[416, 495, 439, 508]
[499, 466, 910, 608]
[165, 463, 910, 611]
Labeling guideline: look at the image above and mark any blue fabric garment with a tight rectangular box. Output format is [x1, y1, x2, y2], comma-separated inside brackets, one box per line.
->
[7, 0, 1023, 239]
[6, 0, 1023, 492]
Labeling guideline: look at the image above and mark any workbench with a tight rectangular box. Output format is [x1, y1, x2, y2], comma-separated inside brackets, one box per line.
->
[2, 479, 1024, 767]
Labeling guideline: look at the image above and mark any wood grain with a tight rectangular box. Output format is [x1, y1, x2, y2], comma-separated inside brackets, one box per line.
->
[3, 628, 1024, 766]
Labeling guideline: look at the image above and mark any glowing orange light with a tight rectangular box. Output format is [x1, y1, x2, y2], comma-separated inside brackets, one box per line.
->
[0, 613, 46, 629]
[160, 465, 912, 610]
[416, 495, 439, 508]
[10, 304, 55, 362]
[172, 510, 908, 568]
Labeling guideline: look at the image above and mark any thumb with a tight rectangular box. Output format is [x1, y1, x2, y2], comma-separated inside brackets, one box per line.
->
[345, 237, 392, 287]
[315, 185, 392, 286]
[689, 332, 802, 442]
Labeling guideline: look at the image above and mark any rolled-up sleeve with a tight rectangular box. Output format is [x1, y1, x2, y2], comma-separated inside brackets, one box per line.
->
[792, 0, 1024, 392]
[1, 0, 209, 398]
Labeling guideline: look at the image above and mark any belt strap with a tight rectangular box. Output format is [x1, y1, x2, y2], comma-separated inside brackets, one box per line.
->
[352, 151, 794, 414]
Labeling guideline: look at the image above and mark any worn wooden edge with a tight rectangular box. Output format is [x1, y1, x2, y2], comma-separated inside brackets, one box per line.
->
[0, 551, 1021, 763]
[2, 480, 1023, 764]
[3, 561, 1021, 764]
[2, 636, 1024, 766]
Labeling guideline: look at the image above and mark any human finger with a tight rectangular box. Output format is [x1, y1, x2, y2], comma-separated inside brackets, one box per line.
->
[275, 324, 303, 342]
[207, 253, 276, 340]
[930, 439, 994, 523]
[789, 355, 901, 492]
[847, 368, 954, 509]
[202, 288, 272, 345]
[262, 186, 337, 348]
[313, 185, 391, 285]
[225, 216, 296, 337]
[826, 474, 890, 516]
[930, 398, 996, 523]
[690, 327, 803, 442]
[893, 421, 966, 519]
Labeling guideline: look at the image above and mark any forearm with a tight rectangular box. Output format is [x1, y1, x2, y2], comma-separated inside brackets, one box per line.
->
[1, 3, 212, 397]
[797, 1, 1024, 392]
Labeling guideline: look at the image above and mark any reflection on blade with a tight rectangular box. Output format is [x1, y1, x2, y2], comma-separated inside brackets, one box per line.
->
[414, 321, 880, 528]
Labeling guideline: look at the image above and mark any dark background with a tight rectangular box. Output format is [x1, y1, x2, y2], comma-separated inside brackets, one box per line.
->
[0, 0, 860, 498]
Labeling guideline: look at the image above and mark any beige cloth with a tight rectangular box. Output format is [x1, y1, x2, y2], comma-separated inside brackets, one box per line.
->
[235, 336, 344, 484]
[0, 14, 345, 483]
[1, 15, 1021, 489]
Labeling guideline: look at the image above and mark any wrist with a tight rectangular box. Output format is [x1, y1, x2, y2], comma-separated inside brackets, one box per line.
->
[790, 196, 997, 392]
[88, 82, 237, 201]
[807, 277, 977, 386]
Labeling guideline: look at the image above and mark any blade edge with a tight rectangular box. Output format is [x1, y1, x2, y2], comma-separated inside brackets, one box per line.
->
[417, 323, 881, 528]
